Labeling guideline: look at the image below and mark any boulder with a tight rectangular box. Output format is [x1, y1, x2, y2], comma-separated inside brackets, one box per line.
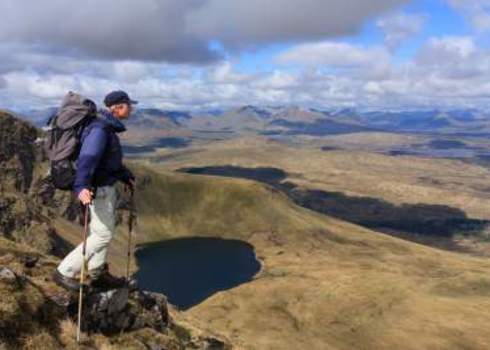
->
[0, 266, 17, 283]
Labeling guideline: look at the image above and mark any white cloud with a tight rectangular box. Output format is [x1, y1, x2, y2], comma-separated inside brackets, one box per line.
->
[415, 36, 477, 64]
[448, 0, 490, 31]
[112, 62, 153, 83]
[0, 0, 489, 112]
[360, 36, 490, 107]
[376, 13, 428, 50]
[209, 62, 255, 84]
[414, 36, 489, 80]
[4, 73, 81, 102]
[0, 0, 411, 111]
[2, 35, 490, 111]
[275, 42, 390, 68]
[254, 70, 298, 89]
[270, 35, 490, 109]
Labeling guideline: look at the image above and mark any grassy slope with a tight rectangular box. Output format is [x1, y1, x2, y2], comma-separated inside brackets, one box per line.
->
[152, 136, 490, 221]
[59, 161, 490, 350]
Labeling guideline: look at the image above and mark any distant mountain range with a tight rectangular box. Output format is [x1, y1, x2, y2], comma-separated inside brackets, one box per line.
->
[10, 105, 490, 137]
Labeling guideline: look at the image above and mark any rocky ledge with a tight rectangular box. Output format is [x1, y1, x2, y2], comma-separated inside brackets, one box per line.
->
[0, 262, 231, 349]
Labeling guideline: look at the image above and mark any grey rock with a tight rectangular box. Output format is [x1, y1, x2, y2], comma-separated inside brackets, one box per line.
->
[0, 266, 17, 282]
[66, 287, 170, 336]
[92, 288, 129, 314]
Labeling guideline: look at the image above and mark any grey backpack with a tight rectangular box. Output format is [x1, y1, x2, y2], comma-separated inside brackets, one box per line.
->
[44, 91, 97, 190]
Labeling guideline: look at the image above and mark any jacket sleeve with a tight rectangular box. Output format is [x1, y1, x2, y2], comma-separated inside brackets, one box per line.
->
[73, 127, 108, 196]
[114, 164, 135, 184]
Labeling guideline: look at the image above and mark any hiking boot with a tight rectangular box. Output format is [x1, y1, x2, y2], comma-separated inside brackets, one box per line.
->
[52, 269, 82, 291]
[89, 263, 126, 289]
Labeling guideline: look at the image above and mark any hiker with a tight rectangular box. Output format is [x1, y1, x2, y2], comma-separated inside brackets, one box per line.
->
[52, 90, 138, 291]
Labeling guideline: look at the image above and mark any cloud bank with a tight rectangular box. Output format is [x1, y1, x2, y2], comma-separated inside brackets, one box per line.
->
[0, 0, 489, 110]
[0, 0, 407, 63]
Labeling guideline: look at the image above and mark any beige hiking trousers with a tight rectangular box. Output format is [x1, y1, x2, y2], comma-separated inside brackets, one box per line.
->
[57, 185, 118, 278]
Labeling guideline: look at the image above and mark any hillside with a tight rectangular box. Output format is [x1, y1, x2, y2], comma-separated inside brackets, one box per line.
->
[2, 111, 490, 349]
[115, 160, 490, 349]
[148, 136, 490, 221]
[0, 111, 231, 349]
[148, 136, 490, 257]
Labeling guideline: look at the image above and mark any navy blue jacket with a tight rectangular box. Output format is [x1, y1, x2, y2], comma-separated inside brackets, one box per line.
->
[73, 109, 133, 196]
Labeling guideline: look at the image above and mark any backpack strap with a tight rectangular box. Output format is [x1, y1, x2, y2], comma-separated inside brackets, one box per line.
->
[71, 117, 107, 161]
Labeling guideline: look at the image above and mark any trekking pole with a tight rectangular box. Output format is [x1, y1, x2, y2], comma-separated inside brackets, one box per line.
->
[77, 203, 90, 343]
[126, 187, 135, 283]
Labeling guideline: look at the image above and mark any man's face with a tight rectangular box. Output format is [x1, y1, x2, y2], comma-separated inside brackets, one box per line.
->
[111, 103, 132, 119]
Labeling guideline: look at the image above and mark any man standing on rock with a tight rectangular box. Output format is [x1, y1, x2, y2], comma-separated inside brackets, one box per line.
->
[53, 91, 137, 291]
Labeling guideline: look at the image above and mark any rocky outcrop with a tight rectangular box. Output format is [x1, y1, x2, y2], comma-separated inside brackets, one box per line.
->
[0, 111, 41, 193]
[72, 287, 229, 349]
[0, 110, 91, 259]
[0, 259, 231, 349]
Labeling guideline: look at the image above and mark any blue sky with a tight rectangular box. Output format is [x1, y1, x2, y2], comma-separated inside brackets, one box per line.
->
[0, 0, 489, 111]
[235, 0, 472, 72]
